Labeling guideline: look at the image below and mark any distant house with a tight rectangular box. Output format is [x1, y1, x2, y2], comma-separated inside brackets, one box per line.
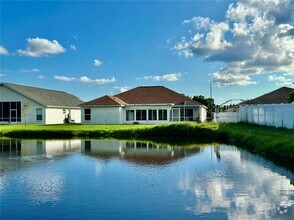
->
[241, 87, 294, 105]
[80, 86, 207, 124]
[0, 82, 83, 124]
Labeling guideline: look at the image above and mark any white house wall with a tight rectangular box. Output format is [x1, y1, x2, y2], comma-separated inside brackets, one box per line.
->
[45, 108, 81, 124]
[0, 85, 45, 124]
[69, 109, 81, 123]
[82, 107, 122, 124]
[81, 105, 207, 125]
[199, 107, 207, 122]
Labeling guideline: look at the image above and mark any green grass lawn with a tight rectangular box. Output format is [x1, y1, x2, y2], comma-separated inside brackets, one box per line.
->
[0, 124, 155, 133]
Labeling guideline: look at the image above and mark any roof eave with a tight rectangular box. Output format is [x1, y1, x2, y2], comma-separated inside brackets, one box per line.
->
[80, 104, 125, 107]
[47, 105, 81, 109]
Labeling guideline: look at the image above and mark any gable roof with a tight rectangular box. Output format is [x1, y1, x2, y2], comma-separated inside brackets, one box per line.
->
[1, 82, 83, 108]
[82, 95, 127, 106]
[242, 86, 294, 105]
[82, 86, 205, 107]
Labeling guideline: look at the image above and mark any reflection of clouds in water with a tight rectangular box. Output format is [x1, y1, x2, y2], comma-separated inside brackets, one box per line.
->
[26, 172, 64, 205]
[0, 175, 6, 195]
[95, 162, 103, 177]
[178, 146, 294, 219]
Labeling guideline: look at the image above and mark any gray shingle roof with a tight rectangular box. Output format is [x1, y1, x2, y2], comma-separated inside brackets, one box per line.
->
[1, 82, 83, 108]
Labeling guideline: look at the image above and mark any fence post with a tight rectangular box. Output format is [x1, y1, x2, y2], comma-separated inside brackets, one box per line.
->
[281, 104, 283, 128]
[272, 104, 275, 127]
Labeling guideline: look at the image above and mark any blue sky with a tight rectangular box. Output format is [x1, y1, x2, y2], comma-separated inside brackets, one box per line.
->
[1, 0, 293, 104]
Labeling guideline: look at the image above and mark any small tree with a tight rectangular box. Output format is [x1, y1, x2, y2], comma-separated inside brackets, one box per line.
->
[22, 102, 30, 125]
[286, 91, 294, 103]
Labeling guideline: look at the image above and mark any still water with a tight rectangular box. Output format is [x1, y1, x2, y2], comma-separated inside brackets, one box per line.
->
[0, 139, 293, 219]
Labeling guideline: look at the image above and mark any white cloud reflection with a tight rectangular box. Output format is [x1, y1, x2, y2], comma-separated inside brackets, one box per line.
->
[26, 172, 64, 204]
[177, 145, 294, 219]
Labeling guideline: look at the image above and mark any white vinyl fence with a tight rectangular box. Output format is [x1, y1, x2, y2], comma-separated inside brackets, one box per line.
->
[216, 103, 294, 129]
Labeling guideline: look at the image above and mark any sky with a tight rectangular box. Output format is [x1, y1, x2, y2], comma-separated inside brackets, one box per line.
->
[0, 0, 293, 104]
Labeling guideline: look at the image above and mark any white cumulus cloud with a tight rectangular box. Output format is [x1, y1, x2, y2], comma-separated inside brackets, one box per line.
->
[114, 86, 130, 93]
[0, 45, 9, 55]
[94, 59, 102, 67]
[79, 76, 115, 84]
[54, 75, 76, 82]
[143, 72, 182, 82]
[268, 75, 293, 87]
[70, 44, 77, 51]
[38, 75, 45, 79]
[18, 37, 65, 57]
[54, 75, 116, 84]
[20, 68, 40, 73]
[212, 72, 257, 86]
[174, 0, 294, 87]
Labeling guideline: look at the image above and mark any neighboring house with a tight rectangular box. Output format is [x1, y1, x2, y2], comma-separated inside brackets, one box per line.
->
[0, 82, 83, 124]
[81, 86, 207, 124]
[241, 86, 294, 105]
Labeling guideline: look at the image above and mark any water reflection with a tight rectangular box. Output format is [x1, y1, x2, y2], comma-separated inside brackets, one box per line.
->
[0, 139, 79, 205]
[0, 139, 293, 219]
[81, 139, 203, 165]
[178, 145, 294, 219]
[0, 138, 81, 157]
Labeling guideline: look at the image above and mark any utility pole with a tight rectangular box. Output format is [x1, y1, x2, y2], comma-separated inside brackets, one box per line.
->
[210, 83, 212, 99]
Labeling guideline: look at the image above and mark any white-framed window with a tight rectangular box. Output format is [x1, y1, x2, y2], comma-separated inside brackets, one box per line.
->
[148, 109, 157, 120]
[126, 110, 134, 121]
[136, 110, 147, 121]
[84, 109, 91, 121]
[159, 109, 167, 120]
[36, 108, 42, 121]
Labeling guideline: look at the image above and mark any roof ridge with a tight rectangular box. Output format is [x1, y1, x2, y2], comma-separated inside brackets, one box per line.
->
[1, 82, 83, 107]
[2, 82, 71, 94]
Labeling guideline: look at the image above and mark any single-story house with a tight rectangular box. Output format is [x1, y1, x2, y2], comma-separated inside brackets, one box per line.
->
[0, 82, 83, 124]
[80, 86, 207, 124]
[241, 86, 293, 105]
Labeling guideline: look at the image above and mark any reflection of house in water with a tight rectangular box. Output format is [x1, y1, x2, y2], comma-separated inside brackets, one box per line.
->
[0, 139, 81, 173]
[0, 139, 81, 157]
[81, 140, 202, 165]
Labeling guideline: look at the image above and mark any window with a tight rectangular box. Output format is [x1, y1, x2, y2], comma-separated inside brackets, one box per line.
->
[159, 109, 167, 120]
[85, 140, 91, 151]
[0, 102, 21, 122]
[148, 109, 157, 120]
[126, 110, 134, 121]
[84, 109, 91, 121]
[181, 109, 194, 121]
[36, 108, 42, 121]
[136, 110, 147, 121]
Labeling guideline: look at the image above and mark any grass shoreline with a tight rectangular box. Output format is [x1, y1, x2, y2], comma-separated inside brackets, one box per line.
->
[1, 122, 293, 170]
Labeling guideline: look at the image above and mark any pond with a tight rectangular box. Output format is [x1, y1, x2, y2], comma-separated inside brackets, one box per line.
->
[0, 139, 293, 219]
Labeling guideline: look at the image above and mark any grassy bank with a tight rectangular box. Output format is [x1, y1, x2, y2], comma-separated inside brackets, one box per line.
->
[1, 122, 293, 169]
